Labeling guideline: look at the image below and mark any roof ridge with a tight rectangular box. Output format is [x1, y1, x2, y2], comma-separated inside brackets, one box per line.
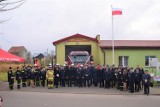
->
[53, 33, 98, 45]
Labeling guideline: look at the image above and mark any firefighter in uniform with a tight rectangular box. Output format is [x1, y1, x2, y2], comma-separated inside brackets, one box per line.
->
[46, 67, 54, 89]
[60, 65, 66, 87]
[104, 66, 110, 89]
[117, 68, 123, 90]
[26, 66, 31, 86]
[134, 68, 141, 92]
[8, 67, 14, 90]
[21, 67, 27, 87]
[77, 65, 83, 87]
[54, 65, 60, 88]
[35, 66, 41, 86]
[15, 67, 22, 89]
[40, 67, 46, 87]
[84, 65, 90, 87]
[142, 70, 151, 95]
[129, 68, 135, 93]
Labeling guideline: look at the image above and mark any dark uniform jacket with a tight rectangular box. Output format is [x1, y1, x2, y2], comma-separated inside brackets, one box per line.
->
[54, 68, 60, 83]
[129, 72, 135, 82]
[104, 69, 111, 81]
[41, 70, 46, 80]
[60, 69, 65, 80]
[142, 74, 151, 85]
[135, 72, 141, 82]
[8, 70, 14, 82]
[15, 70, 22, 80]
[21, 69, 28, 80]
[84, 68, 90, 79]
[77, 67, 83, 79]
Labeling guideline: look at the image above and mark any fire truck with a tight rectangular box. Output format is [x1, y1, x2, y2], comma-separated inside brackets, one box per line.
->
[67, 51, 91, 65]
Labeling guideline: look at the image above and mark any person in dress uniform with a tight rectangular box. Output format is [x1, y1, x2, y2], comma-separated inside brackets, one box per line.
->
[8, 67, 14, 90]
[142, 70, 151, 95]
[15, 67, 22, 89]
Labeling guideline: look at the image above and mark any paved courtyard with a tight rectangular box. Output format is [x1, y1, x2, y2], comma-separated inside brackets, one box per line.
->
[0, 82, 160, 107]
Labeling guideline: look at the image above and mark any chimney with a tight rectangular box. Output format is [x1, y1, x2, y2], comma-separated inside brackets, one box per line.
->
[96, 35, 100, 43]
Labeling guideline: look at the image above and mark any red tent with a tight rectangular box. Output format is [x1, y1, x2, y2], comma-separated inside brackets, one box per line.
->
[0, 48, 25, 62]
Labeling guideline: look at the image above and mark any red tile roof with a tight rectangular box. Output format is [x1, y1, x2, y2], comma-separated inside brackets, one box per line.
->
[100, 40, 160, 48]
[53, 33, 98, 45]
[8, 46, 26, 53]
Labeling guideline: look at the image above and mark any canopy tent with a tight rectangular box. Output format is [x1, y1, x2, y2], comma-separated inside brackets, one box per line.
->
[0, 48, 25, 62]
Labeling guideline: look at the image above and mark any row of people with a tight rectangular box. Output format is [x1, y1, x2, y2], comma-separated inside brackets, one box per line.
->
[8, 64, 151, 95]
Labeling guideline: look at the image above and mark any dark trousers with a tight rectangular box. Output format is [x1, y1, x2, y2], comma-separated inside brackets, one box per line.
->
[141, 81, 144, 90]
[22, 78, 27, 87]
[90, 77, 93, 86]
[70, 77, 77, 87]
[99, 80, 104, 88]
[66, 78, 71, 87]
[61, 79, 65, 87]
[77, 78, 82, 87]
[36, 78, 40, 86]
[144, 84, 150, 94]
[130, 81, 134, 93]
[118, 81, 123, 90]
[17, 79, 21, 89]
[105, 80, 110, 89]
[9, 80, 14, 90]
[126, 81, 130, 90]
[54, 78, 59, 88]
[71, 77, 77, 87]
[84, 78, 90, 87]
[93, 79, 98, 87]
[110, 79, 114, 88]
[135, 81, 140, 92]
[41, 79, 45, 87]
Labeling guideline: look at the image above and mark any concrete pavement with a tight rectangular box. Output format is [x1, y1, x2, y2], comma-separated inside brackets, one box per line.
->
[0, 82, 159, 95]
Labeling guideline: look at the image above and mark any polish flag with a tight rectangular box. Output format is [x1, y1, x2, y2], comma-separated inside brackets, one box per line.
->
[112, 8, 122, 15]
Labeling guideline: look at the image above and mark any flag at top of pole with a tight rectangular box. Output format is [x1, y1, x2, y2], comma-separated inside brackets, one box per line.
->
[111, 6, 123, 65]
[112, 8, 122, 15]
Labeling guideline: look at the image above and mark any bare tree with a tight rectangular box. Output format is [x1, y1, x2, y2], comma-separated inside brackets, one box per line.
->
[0, 0, 26, 23]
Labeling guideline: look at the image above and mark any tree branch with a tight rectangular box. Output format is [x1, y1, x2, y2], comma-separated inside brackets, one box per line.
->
[0, 0, 26, 12]
[0, 0, 25, 5]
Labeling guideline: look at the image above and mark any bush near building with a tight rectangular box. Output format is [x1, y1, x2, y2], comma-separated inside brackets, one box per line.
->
[0, 63, 25, 82]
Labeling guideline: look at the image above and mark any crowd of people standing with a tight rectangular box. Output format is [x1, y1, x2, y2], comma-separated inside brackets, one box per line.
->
[8, 63, 151, 95]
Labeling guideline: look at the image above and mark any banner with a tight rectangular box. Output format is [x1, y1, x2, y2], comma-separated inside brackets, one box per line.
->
[156, 62, 160, 76]
[153, 76, 160, 81]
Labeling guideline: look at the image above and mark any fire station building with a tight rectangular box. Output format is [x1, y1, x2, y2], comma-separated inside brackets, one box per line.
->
[53, 33, 160, 74]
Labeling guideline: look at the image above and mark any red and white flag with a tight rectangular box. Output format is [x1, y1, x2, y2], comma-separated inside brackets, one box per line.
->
[112, 8, 122, 15]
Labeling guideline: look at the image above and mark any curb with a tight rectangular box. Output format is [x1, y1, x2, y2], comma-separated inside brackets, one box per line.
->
[0, 90, 160, 96]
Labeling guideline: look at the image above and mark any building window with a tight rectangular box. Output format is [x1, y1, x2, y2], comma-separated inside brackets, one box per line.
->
[119, 56, 129, 67]
[145, 56, 156, 67]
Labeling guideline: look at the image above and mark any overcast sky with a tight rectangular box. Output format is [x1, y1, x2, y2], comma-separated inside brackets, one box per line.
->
[0, 0, 160, 54]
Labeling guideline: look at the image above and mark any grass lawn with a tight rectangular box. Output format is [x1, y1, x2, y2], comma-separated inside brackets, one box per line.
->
[0, 72, 7, 82]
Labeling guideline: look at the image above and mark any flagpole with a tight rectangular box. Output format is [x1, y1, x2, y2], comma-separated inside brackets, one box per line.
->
[111, 5, 114, 65]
